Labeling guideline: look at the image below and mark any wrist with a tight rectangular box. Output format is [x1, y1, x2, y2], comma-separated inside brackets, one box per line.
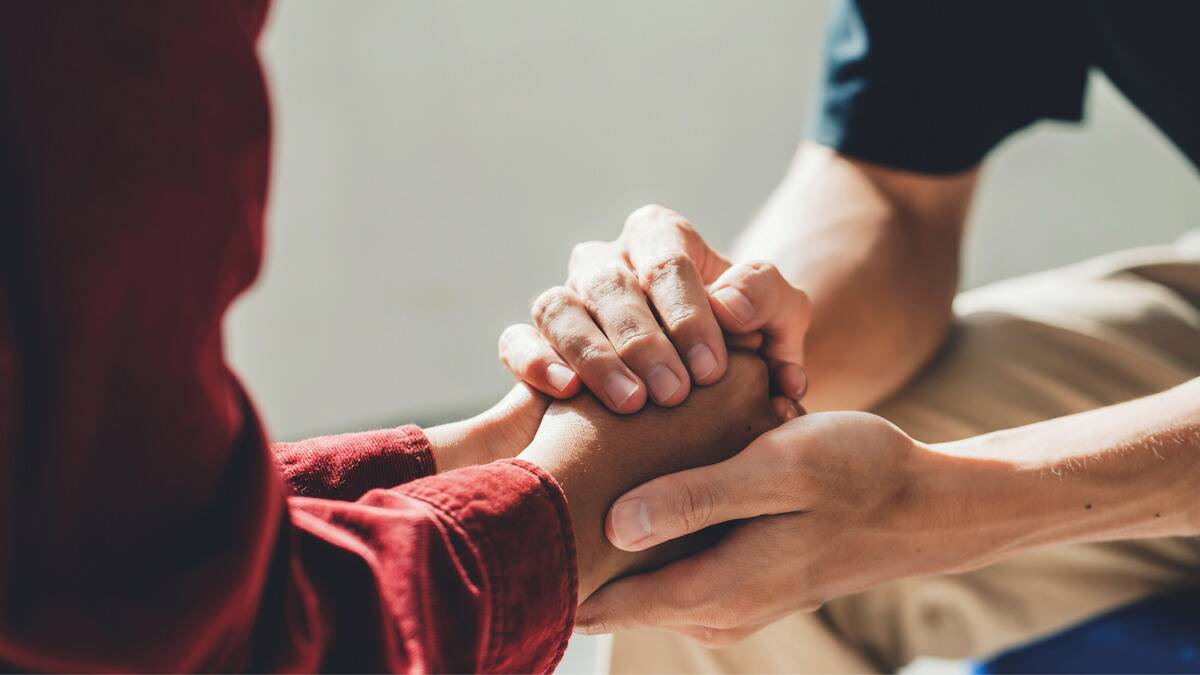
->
[427, 384, 550, 473]
[518, 438, 722, 602]
[424, 419, 492, 473]
[517, 435, 614, 599]
[906, 439, 1031, 573]
[922, 389, 1200, 569]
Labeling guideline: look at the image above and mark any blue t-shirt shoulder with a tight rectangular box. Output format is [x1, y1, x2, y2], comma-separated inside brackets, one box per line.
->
[813, 0, 1200, 174]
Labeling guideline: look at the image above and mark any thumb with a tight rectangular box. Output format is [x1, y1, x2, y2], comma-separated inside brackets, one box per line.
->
[476, 382, 551, 460]
[605, 448, 777, 551]
[707, 262, 810, 399]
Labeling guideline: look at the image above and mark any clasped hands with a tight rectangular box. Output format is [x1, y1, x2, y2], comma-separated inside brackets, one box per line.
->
[437, 205, 958, 646]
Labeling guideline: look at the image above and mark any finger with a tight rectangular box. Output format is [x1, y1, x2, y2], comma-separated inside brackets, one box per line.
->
[498, 324, 581, 398]
[486, 381, 552, 423]
[772, 361, 809, 401]
[530, 286, 648, 413]
[621, 205, 732, 386]
[566, 241, 690, 406]
[579, 525, 775, 634]
[708, 261, 811, 399]
[575, 551, 717, 634]
[474, 382, 552, 457]
[771, 395, 802, 423]
[725, 332, 763, 351]
[604, 443, 787, 551]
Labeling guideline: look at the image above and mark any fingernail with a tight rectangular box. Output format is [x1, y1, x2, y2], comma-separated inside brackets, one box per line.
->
[794, 367, 809, 399]
[713, 286, 754, 324]
[686, 343, 718, 381]
[647, 364, 682, 403]
[610, 498, 652, 547]
[546, 363, 575, 393]
[784, 400, 801, 420]
[604, 372, 640, 408]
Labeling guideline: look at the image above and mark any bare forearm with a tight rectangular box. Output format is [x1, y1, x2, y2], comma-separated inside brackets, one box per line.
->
[734, 143, 975, 411]
[920, 377, 1200, 572]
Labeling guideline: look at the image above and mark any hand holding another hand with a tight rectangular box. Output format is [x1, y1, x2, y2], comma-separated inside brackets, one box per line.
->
[499, 204, 811, 417]
[576, 411, 957, 646]
[519, 351, 780, 601]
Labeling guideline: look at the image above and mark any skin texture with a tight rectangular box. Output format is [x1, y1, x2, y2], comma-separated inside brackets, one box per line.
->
[424, 383, 551, 473]
[427, 354, 779, 604]
[498, 206, 810, 417]
[497, 140, 1199, 648]
[578, 380, 1200, 645]
[577, 411, 923, 642]
[518, 352, 778, 601]
[731, 142, 977, 412]
[499, 143, 977, 415]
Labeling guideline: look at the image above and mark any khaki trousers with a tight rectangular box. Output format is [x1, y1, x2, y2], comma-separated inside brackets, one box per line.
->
[609, 235, 1200, 673]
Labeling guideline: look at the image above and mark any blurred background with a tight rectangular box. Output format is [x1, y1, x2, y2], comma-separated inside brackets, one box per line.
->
[228, 2, 1199, 671]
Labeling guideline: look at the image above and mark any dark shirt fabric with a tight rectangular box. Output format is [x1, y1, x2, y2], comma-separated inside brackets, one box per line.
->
[813, 0, 1200, 174]
[0, 2, 575, 672]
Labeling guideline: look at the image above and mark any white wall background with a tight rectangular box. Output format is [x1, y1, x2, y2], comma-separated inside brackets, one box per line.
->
[228, 2, 1199, 670]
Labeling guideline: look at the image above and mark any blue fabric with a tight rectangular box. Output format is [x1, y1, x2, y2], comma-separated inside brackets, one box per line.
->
[811, 1, 1200, 175]
[977, 591, 1200, 674]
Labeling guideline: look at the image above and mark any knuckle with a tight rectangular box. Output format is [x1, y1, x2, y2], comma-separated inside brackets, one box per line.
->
[520, 349, 555, 374]
[497, 324, 523, 352]
[624, 203, 673, 232]
[569, 240, 609, 265]
[659, 303, 706, 334]
[731, 260, 785, 295]
[638, 252, 696, 289]
[675, 479, 718, 533]
[565, 334, 610, 366]
[744, 259, 781, 279]
[611, 324, 663, 359]
[530, 286, 574, 326]
[695, 628, 729, 649]
[577, 265, 637, 306]
[497, 325, 530, 364]
[671, 216, 699, 240]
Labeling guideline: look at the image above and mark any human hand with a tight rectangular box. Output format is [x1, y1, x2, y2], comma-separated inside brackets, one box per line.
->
[576, 411, 955, 645]
[425, 383, 550, 472]
[498, 204, 811, 416]
[517, 351, 779, 601]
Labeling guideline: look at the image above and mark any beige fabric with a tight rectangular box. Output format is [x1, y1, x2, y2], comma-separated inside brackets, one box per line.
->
[609, 235, 1200, 674]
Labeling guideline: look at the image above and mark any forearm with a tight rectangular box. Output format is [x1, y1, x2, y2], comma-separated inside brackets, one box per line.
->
[920, 377, 1200, 572]
[734, 143, 974, 411]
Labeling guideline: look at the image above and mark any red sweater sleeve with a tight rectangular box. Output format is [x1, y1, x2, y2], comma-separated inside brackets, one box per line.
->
[0, 2, 576, 672]
[272, 425, 437, 499]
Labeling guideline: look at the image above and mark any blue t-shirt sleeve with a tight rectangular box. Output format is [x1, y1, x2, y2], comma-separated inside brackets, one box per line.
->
[812, 0, 1090, 174]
